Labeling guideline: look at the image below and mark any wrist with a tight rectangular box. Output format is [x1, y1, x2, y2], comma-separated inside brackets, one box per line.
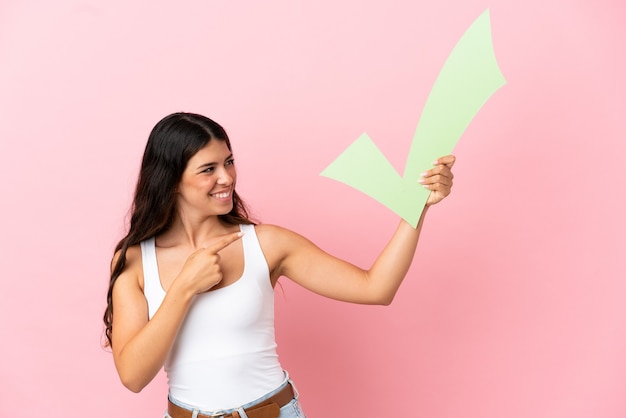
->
[168, 276, 196, 302]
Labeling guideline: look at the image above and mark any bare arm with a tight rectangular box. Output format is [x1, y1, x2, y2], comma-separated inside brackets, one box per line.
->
[263, 155, 455, 305]
[111, 265, 195, 392]
[110, 232, 243, 392]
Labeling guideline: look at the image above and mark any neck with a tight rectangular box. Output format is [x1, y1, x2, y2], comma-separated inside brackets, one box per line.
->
[159, 212, 231, 249]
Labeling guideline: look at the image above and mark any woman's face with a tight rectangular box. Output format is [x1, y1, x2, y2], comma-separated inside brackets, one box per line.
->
[176, 139, 237, 218]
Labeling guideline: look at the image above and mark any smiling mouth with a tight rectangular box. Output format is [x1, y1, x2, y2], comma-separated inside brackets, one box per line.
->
[210, 191, 231, 199]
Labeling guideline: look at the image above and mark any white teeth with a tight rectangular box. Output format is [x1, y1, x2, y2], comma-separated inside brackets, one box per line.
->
[212, 192, 230, 199]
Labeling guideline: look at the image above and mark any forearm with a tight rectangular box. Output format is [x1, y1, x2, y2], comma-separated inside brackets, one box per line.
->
[365, 206, 429, 304]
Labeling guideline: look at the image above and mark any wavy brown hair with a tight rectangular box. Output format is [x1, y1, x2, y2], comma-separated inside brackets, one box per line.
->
[103, 112, 253, 347]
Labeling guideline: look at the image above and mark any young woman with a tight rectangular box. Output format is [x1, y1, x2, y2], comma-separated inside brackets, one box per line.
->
[103, 112, 455, 418]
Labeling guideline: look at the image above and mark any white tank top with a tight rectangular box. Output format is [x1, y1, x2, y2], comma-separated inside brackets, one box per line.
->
[140, 224, 284, 410]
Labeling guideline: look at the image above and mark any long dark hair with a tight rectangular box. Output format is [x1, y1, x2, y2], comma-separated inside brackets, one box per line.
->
[103, 112, 253, 347]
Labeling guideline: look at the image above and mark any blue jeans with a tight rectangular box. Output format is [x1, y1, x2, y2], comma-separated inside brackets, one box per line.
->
[164, 373, 306, 418]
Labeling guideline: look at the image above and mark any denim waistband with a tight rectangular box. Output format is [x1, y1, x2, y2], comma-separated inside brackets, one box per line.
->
[168, 370, 297, 416]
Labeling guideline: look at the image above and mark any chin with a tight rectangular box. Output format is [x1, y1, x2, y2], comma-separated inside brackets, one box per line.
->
[218, 203, 234, 215]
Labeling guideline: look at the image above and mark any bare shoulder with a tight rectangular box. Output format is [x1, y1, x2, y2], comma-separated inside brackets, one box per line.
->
[254, 224, 290, 257]
[254, 224, 311, 280]
[254, 223, 312, 250]
[111, 244, 144, 292]
[254, 223, 292, 240]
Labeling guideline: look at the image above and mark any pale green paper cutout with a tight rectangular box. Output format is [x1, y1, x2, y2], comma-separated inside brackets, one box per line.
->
[320, 9, 506, 227]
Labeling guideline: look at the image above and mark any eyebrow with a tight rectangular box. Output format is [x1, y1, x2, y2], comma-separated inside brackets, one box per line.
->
[195, 153, 234, 171]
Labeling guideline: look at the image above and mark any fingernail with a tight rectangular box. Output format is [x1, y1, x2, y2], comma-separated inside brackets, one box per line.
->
[423, 185, 430, 189]
[237, 232, 245, 237]
[420, 172, 427, 177]
[432, 160, 439, 165]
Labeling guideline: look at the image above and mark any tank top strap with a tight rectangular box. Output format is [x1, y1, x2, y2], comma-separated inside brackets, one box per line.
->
[240, 224, 271, 289]
[140, 237, 165, 319]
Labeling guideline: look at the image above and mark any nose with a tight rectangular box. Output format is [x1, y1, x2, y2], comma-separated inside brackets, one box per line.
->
[216, 167, 233, 186]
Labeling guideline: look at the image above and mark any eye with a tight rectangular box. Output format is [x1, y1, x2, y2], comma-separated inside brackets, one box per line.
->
[225, 158, 235, 166]
[201, 166, 215, 173]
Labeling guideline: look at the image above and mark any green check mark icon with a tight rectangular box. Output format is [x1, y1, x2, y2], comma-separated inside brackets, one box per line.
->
[320, 9, 506, 227]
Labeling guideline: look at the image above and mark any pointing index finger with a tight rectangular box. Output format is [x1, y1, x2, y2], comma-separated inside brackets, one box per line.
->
[207, 231, 244, 254]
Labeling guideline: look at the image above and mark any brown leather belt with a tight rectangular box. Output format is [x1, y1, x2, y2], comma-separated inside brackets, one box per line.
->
[167, 383, 295, 418]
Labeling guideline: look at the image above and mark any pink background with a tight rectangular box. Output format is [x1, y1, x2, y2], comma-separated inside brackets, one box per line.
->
[1, 1, 624, 417]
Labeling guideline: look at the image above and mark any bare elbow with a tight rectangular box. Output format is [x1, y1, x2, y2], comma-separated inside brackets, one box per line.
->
[378, 294, 395, 306]
[367, 291, 395, 306]
[120, 374, 147, 393]
[125, 383, 145, 394]
[116, 363, 149, 393]
[114, 349, 153, 393]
